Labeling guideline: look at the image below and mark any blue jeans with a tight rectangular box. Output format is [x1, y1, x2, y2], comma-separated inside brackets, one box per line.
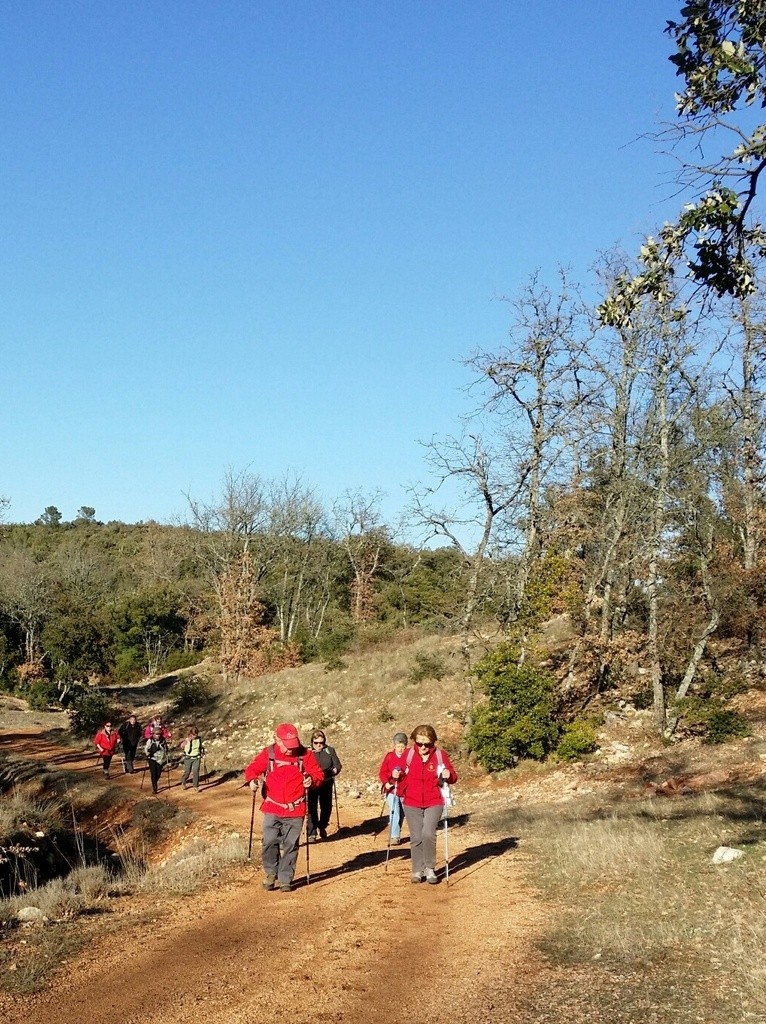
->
[386, 792, 404, 839]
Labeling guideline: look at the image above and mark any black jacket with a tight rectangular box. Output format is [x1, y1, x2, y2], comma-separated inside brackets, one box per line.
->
[119, 720, 143, 748]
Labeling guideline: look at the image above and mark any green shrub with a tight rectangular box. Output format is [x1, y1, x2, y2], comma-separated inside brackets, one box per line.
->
[173, 673, 212, 712]
[68, 689, 119, 738]
[555, 720, 598, 762]
[24, 680, 59, 711]
[675, 695, 750, 744]
[467, 643, 559, 770]
[703, 709, 750, 744]
[631, 689, 654, 711]
[408, 652, 447, 685]
[163, 649, 205, 673]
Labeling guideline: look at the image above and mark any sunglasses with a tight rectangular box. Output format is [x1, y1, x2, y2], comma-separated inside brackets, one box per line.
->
[312, 740, 325, 745]
[416, 741, 434, 748]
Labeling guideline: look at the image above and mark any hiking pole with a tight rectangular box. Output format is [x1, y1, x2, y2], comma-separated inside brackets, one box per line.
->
[443, 814, 450, 886]
[166, 759, 171, 792]
[140, 764, 146, 791]
[304, 801, 311, 885]
[333, 777, 341, 832]
[384, 783, 397, 872]
[247, 787, 256, 861]
[203, 756, 208, 784]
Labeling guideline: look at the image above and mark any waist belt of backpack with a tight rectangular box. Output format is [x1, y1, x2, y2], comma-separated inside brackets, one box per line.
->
[267, 795, 306, 811]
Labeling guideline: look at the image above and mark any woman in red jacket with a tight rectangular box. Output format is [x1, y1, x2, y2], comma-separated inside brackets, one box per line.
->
[399, 724, 457, 885]
[93, 721, 119, 779]
[378, 732, 409, 844]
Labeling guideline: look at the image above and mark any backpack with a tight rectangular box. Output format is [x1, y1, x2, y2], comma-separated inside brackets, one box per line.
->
[261, 744, 304, 800]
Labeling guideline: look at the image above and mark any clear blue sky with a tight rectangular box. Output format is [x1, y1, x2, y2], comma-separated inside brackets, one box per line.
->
[2, 1, 680, 527]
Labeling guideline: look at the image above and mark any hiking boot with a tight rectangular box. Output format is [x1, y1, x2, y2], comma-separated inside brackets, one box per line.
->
[392, 836, 401, 845]
[308, 834, 317, 844]
[279, 882, 293, 892]
[319, 827, 328, 840]
[411, 872, 424, 884]
[262, 875, 276, 891]
[425, 869, 439, 885]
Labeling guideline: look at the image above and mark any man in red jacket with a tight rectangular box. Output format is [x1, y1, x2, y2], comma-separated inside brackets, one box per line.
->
[244, 723, 324, 892]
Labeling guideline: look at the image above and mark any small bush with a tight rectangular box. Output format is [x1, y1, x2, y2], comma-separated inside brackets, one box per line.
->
[24, 680, 59, 711]
[467, 644, 559, 770]
[324, 655, 347, 673]
[631, 689, 654, 711]
[67, 689, 119, 738]
[376, 704, 395, 723]
[163, 649, 205, 673]
[676, 695, 750, 744]
[704, 708, 750, 744]
[555, 720, 598, 762]
[173, 673, 212, 712]
[408, 652, 447, 685]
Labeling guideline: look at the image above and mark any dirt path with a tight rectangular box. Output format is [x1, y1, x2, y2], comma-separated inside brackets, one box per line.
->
[0, 732, 549, 1024]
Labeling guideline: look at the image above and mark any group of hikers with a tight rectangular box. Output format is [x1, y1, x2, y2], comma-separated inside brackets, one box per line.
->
[95, 714, 457, 889]
[93, 715, 205, 794]
[245, 722, 456, 892]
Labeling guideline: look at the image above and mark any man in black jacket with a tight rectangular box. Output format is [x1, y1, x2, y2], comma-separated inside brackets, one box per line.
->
[118, 714, 142, 774]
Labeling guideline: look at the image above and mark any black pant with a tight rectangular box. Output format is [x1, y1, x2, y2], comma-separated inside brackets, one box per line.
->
[148, 760, 164, 793]
[307, 781, 333, 835]
[123, 743, 137, 772]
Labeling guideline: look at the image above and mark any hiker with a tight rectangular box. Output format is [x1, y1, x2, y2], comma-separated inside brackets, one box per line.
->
[118, 713, 142, 774]
[93, 721, 119, 778]
[180, 726, 205, 791]
[399, 724, 457, 885]
[144, 726, 169, 794]
[243, 723, 324, 892]
[378, 732, 409, 845]
[143, 715, 171, 742]
[306, 730, 342, 842]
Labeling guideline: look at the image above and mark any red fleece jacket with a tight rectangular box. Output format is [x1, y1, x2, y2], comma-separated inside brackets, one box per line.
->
[244, 745, 324, 817]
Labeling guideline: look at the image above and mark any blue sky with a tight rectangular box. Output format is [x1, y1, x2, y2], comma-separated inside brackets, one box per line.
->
[2, 1, 681, 527]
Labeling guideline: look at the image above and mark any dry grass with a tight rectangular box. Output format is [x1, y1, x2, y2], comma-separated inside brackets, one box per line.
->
[491, 789, 766, 1022]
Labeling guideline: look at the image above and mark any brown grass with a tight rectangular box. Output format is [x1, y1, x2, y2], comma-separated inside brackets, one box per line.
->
[490, 790, 766, 1022]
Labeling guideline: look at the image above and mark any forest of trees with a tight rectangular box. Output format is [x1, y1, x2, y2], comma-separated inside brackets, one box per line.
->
[0, 485, 468, 694]
[2, 4, 766, 749]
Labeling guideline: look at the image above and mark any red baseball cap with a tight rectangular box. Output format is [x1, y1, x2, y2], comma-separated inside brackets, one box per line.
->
[275, 723, 300, 749]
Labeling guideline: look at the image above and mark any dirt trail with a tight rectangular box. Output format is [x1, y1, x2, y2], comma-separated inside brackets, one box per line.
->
[0, 732, 548, 1024]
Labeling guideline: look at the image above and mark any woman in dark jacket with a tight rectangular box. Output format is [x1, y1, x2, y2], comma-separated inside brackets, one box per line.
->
[306, 730, 342, 841]
[144, 727, 169, 795]
[399, 724, 457, 885]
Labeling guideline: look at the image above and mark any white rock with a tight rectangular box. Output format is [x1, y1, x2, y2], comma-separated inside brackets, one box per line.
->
[16, 907, 45, 923]
[712, 846, 744, 864]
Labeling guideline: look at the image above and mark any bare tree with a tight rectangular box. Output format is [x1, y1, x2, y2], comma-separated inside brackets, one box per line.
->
[410, 433, 521, 727]
[333, 490, 389, 624]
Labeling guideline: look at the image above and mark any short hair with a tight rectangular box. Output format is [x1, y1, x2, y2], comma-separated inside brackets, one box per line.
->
[410, 724, 437, 744]
[311, 730, 326, 742]
[189, 727, 199, 737]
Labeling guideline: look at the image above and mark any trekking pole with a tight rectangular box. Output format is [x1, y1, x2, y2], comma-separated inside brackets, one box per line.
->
[203, 756, 208, 784]
[304, 801, 311, 885]
[384, 783, 397, 872]
[443, 813, 450, 886]
[140, 764, 146, 791]
[166, 758, 171, 791]
[333, 778, 341, 831]
[247, 787, 256, 861]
